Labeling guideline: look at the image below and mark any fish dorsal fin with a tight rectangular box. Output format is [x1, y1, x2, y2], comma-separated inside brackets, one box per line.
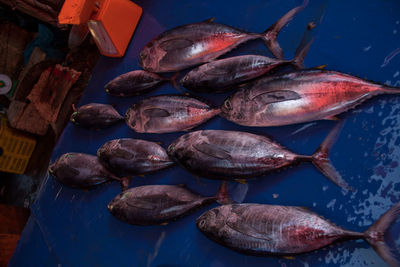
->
[159, 38, 194, 51]
[226, 218, 272, 241]
[252, 90, 301, 105]
[203, 17, 216, 23]
[143, 108, 171, 117]
[193, 142, 232, 160]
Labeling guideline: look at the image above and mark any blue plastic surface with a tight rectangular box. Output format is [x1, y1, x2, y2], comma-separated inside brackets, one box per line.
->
[9, 0, 400, 266]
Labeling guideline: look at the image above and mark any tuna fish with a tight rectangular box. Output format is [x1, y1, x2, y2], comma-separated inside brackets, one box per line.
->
[70, 103, 124, 129]
[97, 138, 174, 177]
[221, 69, 400, 127]
[105, 70, 179, 97]
[180, 33, 312, 93]
[125, 95, 220, 133]
[139, 1, 307, 73]
[196, 203, 400, 267]
[168, 122, 351, 190]
[48, 153, 121, 188]
[108, 182, 229, 225]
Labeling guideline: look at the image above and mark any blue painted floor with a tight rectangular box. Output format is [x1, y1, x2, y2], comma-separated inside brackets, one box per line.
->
[9, 0, 400, 266]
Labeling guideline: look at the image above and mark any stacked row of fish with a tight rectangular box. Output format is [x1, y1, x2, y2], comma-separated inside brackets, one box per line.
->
[49, 1, 400, 266]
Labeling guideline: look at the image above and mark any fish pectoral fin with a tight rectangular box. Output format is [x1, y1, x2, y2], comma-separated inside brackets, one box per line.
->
[159, 38, 194, 51]
[226, 220, 272, 241]
[126, 199, 156, 210]
[252, 90, 302, 105]
[143, 108, 171, 117]
[234, 179, 247, 184]
[193, 142, 232, 160]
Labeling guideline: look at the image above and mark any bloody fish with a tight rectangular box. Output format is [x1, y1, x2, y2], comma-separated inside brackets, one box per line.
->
[107, 182, 229, 225]
[70, 103, 124, 129]
[168, 122, 351, 190]
[125, 95, 220, 133]
[48, 153, 121, 188]
[196, 203, 400, 267]
[180, 33, 312, 93]
[221, 69, 400, 127]
[139, 1, 307, 73]
[97, 138, 174, 177]
[105, 70, 179, 97]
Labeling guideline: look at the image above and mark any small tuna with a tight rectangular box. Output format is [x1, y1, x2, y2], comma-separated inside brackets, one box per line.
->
[108, 182, 229, 225]
[180, 33, 312, 93]
[70, 103, 124, 129]
[168, 122, 351, 190]
[221, 69, 400, 127]
[105, 70, 179, 97]
[97, 138, 174, 177]
[125, 95, 220, 133]
[139, 1, 307, 72]
[197, 203, 400, 267]
[48, 153, 121, 188]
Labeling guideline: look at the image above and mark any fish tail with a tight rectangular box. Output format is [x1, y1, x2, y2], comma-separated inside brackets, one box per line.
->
[215, 181, 231, 205]
[364, 202, 400, 267]
[291, 27, 314, 69]
[169, 72, 181, 92]
[311, 120, 353, 191]
[120, 176, 131, 191]
[262, 0, 308, 59]
[381, 85, 400, 94]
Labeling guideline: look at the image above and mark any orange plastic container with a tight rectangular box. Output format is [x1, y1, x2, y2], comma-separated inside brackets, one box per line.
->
[0, 114, 36, 174]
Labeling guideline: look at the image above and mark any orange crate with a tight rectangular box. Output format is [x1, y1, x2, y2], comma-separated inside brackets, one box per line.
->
[0, 114, 36, 174]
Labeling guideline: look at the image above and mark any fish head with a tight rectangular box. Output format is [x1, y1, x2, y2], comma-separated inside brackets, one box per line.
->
[196, 207, 227, 237]
[139, 44, 161, 73]
[220, 92, 242, 120]
[125, 105, 139, 131]
[70, 111, 79, 124]
[48, 161, 57, 176]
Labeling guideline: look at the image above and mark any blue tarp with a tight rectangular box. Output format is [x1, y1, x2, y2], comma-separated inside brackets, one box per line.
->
[9, 0, 400, 266]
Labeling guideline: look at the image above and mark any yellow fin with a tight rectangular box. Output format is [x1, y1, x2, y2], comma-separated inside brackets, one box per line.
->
[283, 256, 295, 260]
[160, 222, 168, 226]
[139, 174, 145, 178]
[314, 64, 327, 69]
[235, 179, 247, 184]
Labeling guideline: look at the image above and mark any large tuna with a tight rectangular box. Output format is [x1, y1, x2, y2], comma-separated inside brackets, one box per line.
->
[168, 122, 351, 190]
[221, 69, 400, 127]
[125, 95, 220, 133]
[108, 182, 229, 225]
[180, 33, 312, 93]
[97, 138, 174, 177]
[70, 103, 124, 129]
[48, 153, 121, 188]
[197, 203, 400, 267]
[139, 1, 307, 73]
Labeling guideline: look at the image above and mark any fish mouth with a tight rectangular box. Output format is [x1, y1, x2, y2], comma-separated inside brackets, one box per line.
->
[48, 163, 55, 175]
[70, 111, 78, 123]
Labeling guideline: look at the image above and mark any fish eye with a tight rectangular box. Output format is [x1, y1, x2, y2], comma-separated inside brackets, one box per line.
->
[224, 100, 232, 110]
[198, 219, 207, 228]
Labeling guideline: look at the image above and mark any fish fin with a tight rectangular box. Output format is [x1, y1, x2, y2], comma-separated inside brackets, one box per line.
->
[215, 181, 231, 204]
[365, 202, 400, 267]
[323, 116, 339, 121]
[139, 174, 145, 178]
[126, 198, 156, 210]
[159, 38, 194, 51]
[313, 64, 328, 70]
[143, 108, 171, 117]
[192, 142, 232, 160]
[160, 222, 169, 226]
[311, 121, 353, 191]
[120, 177, 131, 191]
[169, 72, 182, 92]
[226, 219, 272, 241]
[283, 256, 295, 260]
[234, 179, 247, 185]
[262, 0, 308, 59]
[307, 21, 316, 30]
[252, 90, 302, 105]
[157, 141, 162, 145]
[292, 27, 313, 69]
[203, 17, 216, 23]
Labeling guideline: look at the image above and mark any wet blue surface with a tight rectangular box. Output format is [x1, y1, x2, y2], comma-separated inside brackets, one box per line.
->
[9, 0, 400, 266]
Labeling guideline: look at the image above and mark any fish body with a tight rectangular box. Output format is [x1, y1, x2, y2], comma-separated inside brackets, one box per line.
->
[125, 95, 220, 133]
[70, 103, 123, 129]
[48, 153, 120, 188]
[97, 138, 174, 177]
[139, 2, 306, 72]
[108, 183, 228, 225]
[222, 70, 400, 127]
[105, 70, 167, 97]
[180, 55, 291, 93]
[196, 203, 400, 267]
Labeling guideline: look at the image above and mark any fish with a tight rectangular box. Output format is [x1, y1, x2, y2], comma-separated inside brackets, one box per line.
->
[107, 182, 229, 225]
[125, 95, 220, 133]
[180, 31, 312, 93]
[221, 69, 400, 127]
[139, 1, 307, 73]
[70, 103, 124, 129]
[97, 138, 174, 177]
[196, 203, 400, 267]
[168, 122, 351, 190]
[105, 71, 179, 97]
[48, 153, 121, 188]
